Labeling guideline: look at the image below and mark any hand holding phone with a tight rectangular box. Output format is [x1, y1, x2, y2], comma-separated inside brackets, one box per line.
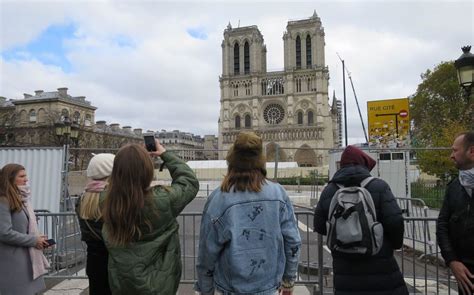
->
[144, 134, 157, 152]
[45, 238, 56, 247]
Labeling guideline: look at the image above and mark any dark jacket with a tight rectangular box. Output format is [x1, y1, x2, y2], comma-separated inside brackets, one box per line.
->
[75, 196, 107, 255]
[313, 165, 408, 295]
[103, 151, 199, 295]
[436, 178, 474, 268]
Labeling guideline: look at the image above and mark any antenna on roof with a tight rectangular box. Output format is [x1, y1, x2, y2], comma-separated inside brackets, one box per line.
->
[238, 19, 240, 27]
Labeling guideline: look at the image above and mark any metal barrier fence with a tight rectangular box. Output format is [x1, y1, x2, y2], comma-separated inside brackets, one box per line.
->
[396, 197, 437, 255]
[37, 210, 461, 294]
[36, 211, 87, 279]
[400, 217, 458, 295]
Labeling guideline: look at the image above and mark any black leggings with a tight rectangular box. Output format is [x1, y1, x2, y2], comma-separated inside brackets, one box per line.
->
[86, 251, 111, 295]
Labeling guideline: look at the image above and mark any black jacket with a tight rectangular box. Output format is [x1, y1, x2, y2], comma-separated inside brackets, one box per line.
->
[314, 165, 408, 295]
[436, 178, 474, 267]
[75, 195, 107, 255]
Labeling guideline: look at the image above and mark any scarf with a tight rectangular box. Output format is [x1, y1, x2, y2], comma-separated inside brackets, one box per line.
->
[85, 180, 108, 193]
[19, 185, 50, 280]
[459, 168, 474, 196]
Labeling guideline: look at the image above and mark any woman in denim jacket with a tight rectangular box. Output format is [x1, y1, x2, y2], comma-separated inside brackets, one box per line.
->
[195, 131, 301, 295]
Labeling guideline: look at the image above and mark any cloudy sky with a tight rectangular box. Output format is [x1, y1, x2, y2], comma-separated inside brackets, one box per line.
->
[0, 0, 472, 144]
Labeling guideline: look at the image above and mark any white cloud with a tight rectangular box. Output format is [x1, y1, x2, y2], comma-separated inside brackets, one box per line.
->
[0, 0, 473, 143]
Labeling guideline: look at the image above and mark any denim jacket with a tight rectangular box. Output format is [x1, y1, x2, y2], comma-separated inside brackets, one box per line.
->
[195, 180, 301, 295]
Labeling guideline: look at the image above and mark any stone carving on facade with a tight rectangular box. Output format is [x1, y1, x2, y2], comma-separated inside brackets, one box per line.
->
[301, 101, 309, 109]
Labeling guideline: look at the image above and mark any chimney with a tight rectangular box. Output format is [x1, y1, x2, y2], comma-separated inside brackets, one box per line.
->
[34, 90, 44, 96]
[57, 87, 68, 97]
[95, 120, 107, 130]
[75, 96, 86, 102]
[110, 123, 120, 132]
[133, 128, 142, 136]
[24, 93, 33, 98]
[122, 126, 132, 133]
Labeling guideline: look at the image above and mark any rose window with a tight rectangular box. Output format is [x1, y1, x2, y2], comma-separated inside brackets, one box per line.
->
[263, 104, 285, 125]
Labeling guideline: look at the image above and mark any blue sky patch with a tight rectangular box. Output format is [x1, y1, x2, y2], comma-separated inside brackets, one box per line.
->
[113, 34, 135, 48]
[1, 23, 76, 73]
[187, 27, 208, 40]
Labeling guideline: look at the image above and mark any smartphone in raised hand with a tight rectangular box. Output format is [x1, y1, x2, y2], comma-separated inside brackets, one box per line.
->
[144, 134, 157, 152]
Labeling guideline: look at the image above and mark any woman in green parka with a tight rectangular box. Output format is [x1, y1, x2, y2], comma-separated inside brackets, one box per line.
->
[102, 140, 199, 294]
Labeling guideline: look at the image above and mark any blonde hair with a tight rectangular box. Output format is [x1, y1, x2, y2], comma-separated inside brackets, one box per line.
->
[78, 191, 102, 221]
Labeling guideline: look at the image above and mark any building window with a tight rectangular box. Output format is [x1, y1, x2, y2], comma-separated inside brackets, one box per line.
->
[85, 114, 92, 127]
[295, 36, 301, 69]
[380, 153, 391, 160]
[245, 83, 251, 96]
[244, 114, 251, 128]
[29, 109, 36, 123]
[37, 108, 46, 123]
[234, 43, 240, 75]
[244, 42, 250, 74]
[61, 109, 69, 121]
[73, 111, 81, 124]
[295, 77, 302, 93]
[235, 115, 241, 129]
[233, 84, 239, 97]
[392, 152, 404, 160]
[306, 35, 312, 68]
[308, 111, 314, 125]
[307, 77, 311, 92]
[263, 104, 285, 125]
[297, 111, 303, 125]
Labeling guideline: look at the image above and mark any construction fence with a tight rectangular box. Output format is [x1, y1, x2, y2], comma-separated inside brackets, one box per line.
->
[36, 209, 458, 294]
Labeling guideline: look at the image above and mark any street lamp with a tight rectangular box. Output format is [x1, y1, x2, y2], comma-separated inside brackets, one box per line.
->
[54, 116, 79, 211]
[454, 45, 474, 101]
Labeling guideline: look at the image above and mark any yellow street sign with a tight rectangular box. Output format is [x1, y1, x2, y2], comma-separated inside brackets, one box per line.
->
[367, 98, 410, 148]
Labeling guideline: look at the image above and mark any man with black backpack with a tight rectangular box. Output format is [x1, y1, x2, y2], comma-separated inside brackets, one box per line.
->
[313, 145, 408, 295]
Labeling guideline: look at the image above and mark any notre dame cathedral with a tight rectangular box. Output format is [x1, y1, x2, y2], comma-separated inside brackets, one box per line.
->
[218, 11, 341, 167]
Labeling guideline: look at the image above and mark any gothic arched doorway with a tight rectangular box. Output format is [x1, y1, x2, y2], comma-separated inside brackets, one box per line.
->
[294, 144, 317, 167]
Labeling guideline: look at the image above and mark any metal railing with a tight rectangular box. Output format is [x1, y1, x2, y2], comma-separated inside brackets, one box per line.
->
[37, 211, 460, 294]
[36, 212, 87, 279]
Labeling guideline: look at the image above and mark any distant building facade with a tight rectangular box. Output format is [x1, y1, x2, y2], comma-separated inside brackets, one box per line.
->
[217, 12, 340, 167]
[0, 88, 143, 169]
[156, 129, 205, 161]
[331, 91, 343, 148]
[203, 134, 219, 160]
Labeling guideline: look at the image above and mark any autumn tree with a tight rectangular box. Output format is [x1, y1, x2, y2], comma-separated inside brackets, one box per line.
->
[410, 61, 473, 179]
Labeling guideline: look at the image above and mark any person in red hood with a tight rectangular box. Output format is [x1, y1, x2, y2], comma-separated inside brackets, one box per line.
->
[314, 145, 408, 295]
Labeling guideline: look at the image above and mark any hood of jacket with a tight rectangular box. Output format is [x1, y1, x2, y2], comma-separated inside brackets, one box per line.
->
[330, 165, 373, 187]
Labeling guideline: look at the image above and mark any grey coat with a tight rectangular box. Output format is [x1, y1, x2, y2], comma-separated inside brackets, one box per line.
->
[0, 197, 46, 295]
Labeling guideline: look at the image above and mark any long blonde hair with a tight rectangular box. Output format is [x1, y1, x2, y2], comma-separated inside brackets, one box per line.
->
[78, 191, 102, 221]
[102, 144, 155, 246]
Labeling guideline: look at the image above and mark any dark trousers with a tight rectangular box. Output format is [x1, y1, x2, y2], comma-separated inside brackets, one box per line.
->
[86, 251, 111, 295]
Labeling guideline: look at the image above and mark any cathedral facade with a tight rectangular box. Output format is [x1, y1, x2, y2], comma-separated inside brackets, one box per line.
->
[218, 12, 340, 167]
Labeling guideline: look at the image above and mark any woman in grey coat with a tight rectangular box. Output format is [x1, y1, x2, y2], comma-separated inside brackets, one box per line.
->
[0, 163, 50, 295]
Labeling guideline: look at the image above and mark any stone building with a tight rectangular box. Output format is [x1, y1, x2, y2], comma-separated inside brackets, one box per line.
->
[0, 88, 143, 169]
[156, 129, 205, 161]
[0, 88, 97, 146]
[203, 134, 219, 160]
[218, 12, 340, 167]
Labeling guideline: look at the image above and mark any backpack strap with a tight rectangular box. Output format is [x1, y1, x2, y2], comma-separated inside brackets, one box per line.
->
[360, 176, 375, 188]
